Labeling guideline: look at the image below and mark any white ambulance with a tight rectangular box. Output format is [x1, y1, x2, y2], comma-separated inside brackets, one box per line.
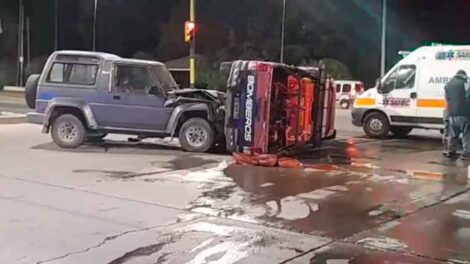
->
[352, 45, 470, 138]
[335, 80, 365, 109]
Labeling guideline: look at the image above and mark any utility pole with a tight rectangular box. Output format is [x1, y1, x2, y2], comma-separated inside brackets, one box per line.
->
[93, 0, 98, 51]
[189, 0, 196, 88]
[380, 0, 387, 77]
[26, 16, 30, 68]
[280, 0, 286, 64]
[16, 0, 25, 86]
[54, 0, 58, 50]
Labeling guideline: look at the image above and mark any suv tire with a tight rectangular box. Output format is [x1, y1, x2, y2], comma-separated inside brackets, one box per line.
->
[363, 112, 390, 138]
[179, 117, 214, 153]
[51, 114, 86, 148]
[25, 74, 40, 109]
[391, 126, 413, 138]
[340, 99, 350, 109]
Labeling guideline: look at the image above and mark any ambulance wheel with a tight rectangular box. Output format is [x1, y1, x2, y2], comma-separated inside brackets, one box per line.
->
[363, 112, 390, 138]
[391, 126, 413, 138]
[340, 99, 350, 109]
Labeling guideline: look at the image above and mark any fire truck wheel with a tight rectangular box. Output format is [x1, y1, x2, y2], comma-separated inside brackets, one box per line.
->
[363, 112, 390, 138]
[179, 118, 214, 153]
[339, 99, 350, 109]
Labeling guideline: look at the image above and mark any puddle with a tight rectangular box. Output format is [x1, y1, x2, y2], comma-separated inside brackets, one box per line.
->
[161, 156, 219, 170]
[357, 236, 409, 251]
[73, 169, 168, 179]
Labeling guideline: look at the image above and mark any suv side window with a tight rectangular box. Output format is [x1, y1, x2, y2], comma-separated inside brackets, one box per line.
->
[336, 84, 341, 93]
[47, 63, 98, 85]
[114, 65, 152, 93]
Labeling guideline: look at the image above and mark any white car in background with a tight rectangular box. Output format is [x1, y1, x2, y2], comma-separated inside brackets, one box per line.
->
[335, 80, 365, 109]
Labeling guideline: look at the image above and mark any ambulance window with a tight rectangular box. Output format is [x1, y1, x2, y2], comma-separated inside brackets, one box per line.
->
[336, 84, 341, 93]
[343, 84, 352, 93]
[396, 65, 416, 89]
[383, 70, 398, 92]
[383, 65, 416, 92]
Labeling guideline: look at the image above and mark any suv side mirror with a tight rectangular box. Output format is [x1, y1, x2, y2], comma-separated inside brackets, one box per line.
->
[148, 86, 161, 96]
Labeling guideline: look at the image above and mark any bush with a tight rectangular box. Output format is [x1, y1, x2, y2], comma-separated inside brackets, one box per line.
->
[319, 58, 352, 80]
[195, 59, 227, 91]
[25, 56, 48, 78]
[132, 51, 155, 60]
[0, 59, 16, 88]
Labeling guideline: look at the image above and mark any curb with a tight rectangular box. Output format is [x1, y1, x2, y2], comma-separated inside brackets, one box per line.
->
[2, 86, 25, 93]
[0, 113, 27, 125]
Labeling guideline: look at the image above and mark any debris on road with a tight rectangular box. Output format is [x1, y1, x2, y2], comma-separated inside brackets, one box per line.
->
[233, 153, 302, 168]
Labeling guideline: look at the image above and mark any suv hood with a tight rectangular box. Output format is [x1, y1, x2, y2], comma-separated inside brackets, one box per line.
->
[168, 89, 225, 104]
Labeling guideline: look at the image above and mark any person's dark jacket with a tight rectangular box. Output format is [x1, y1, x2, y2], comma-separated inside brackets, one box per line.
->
[445, 75, 469, 117]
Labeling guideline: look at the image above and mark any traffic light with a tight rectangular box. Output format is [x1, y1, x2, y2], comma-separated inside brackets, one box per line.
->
[185, 21, 195, 43]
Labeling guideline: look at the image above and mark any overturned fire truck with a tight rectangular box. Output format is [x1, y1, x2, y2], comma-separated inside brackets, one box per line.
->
[224, 61, 336, 154]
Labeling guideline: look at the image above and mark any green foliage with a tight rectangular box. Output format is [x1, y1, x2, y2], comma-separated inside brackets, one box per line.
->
[25, 56, 48, 77]
[156, 0, 356, 89]
[132, 51, 155, 61]
[195, 58, 227, 91]
[319, 58, 352, 80]
[0, 60, 16, 88]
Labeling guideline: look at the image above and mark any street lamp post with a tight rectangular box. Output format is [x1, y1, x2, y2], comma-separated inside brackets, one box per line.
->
[93, 0, 97, 51]
[380, 0, 387, 77]
[54, 0, 58, 50]
[280, 0, 286, 64]
[17, 0, 25, 86]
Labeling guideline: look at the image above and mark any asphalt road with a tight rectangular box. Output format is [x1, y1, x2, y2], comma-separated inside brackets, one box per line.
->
[0, 92, 461, 263]
[335, 108, 441, 139]
[1, 120, 469, 263]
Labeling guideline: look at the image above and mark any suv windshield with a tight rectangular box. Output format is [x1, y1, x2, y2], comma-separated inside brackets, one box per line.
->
[153, 66, 178, 91]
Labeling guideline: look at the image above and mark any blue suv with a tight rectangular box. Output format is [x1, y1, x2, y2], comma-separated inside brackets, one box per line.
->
[25, 51, 225, 153]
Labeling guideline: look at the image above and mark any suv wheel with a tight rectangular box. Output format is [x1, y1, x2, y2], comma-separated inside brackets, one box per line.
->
[340, 99, 350, 109]
[51, 114, 86, 148]
[179, 118, 214, 153]
[25, 74, 40, 109]
[363, 112, 390, 138]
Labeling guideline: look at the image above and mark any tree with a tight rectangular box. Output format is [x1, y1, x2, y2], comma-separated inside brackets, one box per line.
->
[319, 58, 352, 80]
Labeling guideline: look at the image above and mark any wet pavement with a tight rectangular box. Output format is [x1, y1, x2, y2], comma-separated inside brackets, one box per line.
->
[186, 136, 470, 263]
[1, 123, 470, 263]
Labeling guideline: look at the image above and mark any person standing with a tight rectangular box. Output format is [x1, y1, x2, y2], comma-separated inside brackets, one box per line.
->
[444, 70, 470, 160]
[442, 109, 451, 156]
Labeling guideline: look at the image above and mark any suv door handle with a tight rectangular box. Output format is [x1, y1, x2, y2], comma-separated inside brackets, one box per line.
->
[410, 92, 417, 99]
[113, 95, 121, 100]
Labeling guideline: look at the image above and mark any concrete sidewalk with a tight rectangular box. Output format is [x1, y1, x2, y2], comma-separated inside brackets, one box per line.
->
[0, 90, 28, 115]
[0, 111, 26, 124]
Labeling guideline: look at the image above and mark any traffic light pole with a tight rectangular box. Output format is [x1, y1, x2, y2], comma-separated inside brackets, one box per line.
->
[189, 0, 196, 88]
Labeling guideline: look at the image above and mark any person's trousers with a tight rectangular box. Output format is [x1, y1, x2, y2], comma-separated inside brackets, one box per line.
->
[443, 111, 450, 152]
[449, 116, 470, 156]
